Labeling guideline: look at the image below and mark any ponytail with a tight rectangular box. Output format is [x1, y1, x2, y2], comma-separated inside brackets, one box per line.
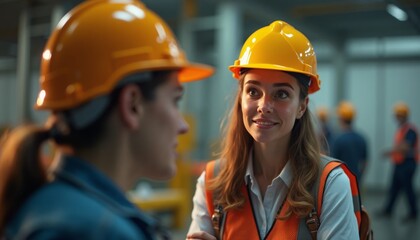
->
[0, 125, 50, 231]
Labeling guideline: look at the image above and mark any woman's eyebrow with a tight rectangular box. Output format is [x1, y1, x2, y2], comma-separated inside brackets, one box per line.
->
[273, 82, 294, 90]
[245, 80, 294, 90]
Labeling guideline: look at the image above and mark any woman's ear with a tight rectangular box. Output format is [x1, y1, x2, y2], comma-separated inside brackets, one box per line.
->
[297, 97, 309, 119]
[118, 84, 143, 129]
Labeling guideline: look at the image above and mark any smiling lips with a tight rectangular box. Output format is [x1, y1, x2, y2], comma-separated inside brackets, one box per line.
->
[253, 119, 278, 128]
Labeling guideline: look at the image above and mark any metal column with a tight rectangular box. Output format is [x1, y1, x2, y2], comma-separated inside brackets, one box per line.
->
[332, 39, 347, 105]
[16, 1, 31, 123]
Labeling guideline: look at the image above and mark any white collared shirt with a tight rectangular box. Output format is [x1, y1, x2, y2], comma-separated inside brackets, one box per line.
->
[244, 158, 292, 237]
[188, 155, 359, 239]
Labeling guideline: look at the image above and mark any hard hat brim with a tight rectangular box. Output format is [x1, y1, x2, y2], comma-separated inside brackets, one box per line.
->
[228, 64, 320, 93]
[180, 63, 215, 82]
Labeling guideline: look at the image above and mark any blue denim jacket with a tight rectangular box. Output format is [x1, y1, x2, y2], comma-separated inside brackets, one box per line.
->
[5, 155, 169, 239]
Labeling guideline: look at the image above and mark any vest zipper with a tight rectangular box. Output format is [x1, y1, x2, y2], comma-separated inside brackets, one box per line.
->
[247, 183, 287, 240]
[247, 184, 263, 240]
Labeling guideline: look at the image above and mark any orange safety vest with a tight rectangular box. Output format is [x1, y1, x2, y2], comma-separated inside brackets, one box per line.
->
[391, 123, 419, 164]
[205, 156, 362, 240]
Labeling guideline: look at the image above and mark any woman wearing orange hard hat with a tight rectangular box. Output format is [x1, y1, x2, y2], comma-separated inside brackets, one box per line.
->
[0, 0, 213, 238]
[188, 21, 363, 239]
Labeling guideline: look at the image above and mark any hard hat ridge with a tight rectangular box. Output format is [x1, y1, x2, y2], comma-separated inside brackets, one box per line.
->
[229, 20, 320, 94]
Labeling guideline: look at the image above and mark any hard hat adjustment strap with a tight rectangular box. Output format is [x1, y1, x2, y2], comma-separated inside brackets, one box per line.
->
[64, 94, 111, 131]
[117, 72, 153, 87]
[286, 72, 311, 88]
[66, 72, 154, 130]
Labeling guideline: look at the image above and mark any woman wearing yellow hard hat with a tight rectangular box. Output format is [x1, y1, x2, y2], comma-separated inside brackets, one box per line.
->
[188, 21, 363, 239]
[0, 0, 213, 238]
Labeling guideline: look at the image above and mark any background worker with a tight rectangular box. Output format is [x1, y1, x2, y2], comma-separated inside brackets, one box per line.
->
[316, 106, 334, 155]
[0, 0, 213, 238]
[332, 101, 368, 183]
[379, 102, 418, 222]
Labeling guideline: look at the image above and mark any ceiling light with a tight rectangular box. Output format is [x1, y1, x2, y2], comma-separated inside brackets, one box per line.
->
[387, 4, 408, 21]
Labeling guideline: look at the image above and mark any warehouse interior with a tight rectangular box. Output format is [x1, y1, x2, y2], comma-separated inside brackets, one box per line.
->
[0, 0, 419, 239]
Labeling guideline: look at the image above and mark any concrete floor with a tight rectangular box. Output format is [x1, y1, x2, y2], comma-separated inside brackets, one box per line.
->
[363, 190, 419, 240]
[167, 189, 420, 240]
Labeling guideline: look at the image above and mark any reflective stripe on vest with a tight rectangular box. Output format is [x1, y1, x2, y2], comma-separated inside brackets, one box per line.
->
[391, 123, 419, 164]
[205, 156, 362, 239]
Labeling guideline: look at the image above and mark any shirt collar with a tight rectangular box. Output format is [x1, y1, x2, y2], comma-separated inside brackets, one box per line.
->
[244, 149, 293, 188]
[53, 154, 159, 229]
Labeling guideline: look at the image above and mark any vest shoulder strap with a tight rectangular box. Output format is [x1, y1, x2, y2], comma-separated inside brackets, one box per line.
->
[312, 156, 344, 214]
[204, 159, 224, 238]
[308, 155, 365, 239]
[204, 160, 221, 218]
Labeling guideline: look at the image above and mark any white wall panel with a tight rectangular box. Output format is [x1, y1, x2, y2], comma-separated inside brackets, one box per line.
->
[346, 61, 420, 191]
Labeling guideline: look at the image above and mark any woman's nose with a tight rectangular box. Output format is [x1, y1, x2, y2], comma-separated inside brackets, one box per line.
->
[257, 97, 273, 114]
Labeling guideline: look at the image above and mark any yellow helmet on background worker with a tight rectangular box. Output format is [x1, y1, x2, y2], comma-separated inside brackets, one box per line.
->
[228, 20, 320, 94]
[337, 101, 356, 121]
[316, 106, 329, 122]
[393, 102, 410, 118]
[36, 0, 214, 111]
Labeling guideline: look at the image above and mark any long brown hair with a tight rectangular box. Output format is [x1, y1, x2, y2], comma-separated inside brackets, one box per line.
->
[209, 71, 320, 218]
[0, 125, 50, 230]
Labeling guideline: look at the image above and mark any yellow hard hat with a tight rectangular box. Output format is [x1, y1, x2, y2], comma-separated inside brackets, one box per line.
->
[394, 102, 409, 117]
[337, 101, 356, 121]
[316, 106, 329, 121]
[228, 20, 320, 94]
[36, 0, 214, 110]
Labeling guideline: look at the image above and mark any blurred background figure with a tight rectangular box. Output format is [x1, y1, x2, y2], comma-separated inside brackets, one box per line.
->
[332, 101, 368, 183]
[378, 102, 418, 222]
[316, 106, 333, 155]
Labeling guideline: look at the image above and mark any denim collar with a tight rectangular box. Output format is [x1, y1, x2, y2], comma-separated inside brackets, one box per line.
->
[54, 155, 163, 233]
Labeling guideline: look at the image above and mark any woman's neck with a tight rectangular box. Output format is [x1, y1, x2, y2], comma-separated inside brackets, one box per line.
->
[253, 141, 288, 183]
[73, 133, 134, 192]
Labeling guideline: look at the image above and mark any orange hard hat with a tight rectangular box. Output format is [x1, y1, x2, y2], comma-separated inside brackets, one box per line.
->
[393, 102, 409, 117]
[337, 101, 356, 121]
[36, 0, 214, 110]
[228, 20, 320, 94]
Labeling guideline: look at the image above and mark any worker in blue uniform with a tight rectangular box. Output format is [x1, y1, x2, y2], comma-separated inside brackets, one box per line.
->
[331, 101, 368, 183]
[379, 102, 418, 222]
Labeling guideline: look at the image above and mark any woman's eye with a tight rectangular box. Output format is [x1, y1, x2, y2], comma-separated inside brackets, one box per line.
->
[274, 90, 289, 99]
[247, 88, 259, 97]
